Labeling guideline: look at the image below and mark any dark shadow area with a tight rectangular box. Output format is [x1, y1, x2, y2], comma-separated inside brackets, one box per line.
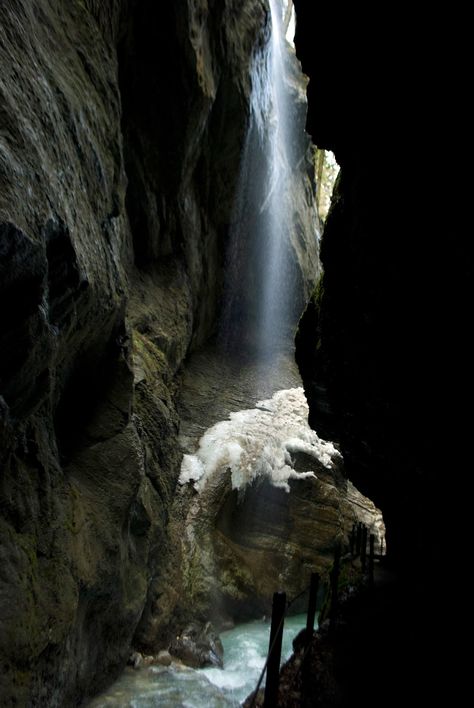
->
[292, 0, 460, 703]
[45, 217, 81, 327]
[0, 221, 50, 417]
[273, 561, 450, 707]
[54, 323, 132, 463]
[117, 0, 186, 267]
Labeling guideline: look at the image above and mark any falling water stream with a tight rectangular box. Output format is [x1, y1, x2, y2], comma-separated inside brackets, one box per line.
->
[257, 0, 294, 356]
[220, 0, 305, 359]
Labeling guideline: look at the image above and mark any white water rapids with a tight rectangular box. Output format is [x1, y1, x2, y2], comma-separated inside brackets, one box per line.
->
[88, 614, 315, 707]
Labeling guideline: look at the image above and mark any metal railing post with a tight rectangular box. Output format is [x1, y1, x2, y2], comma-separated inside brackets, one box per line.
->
[263, 591, 286, 708]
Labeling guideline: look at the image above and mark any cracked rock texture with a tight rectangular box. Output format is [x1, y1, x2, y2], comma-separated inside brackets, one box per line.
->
[167, 387, 383, 627]
[1, 1, 320, 704]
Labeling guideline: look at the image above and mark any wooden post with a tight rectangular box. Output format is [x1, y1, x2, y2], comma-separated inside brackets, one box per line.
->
[361, 526, 368, 572]
[349, 524, 356, 556]
[263, 591, 286, 708]
[329, 544, 341, 634]
[369, 534, 375, 588]
[355, 522, 362, 556]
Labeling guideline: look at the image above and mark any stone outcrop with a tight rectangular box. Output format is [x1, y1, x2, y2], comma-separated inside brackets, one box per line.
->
[166, 388, 383, 626]
[169, 622, 224, 669]
[1, 2, 137, 704]
[0, 1, 320, 704]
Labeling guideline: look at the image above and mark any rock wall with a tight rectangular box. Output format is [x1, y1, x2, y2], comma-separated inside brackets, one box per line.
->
[1, 2, 135, 704]
[169, 388, 383, 628]
[0, 0, 320, 704]
[293, 0, 443, 590]
[285, 4, 466, 703]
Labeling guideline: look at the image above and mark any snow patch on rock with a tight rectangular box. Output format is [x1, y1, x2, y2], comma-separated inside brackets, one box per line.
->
[179, 387, 342, 493]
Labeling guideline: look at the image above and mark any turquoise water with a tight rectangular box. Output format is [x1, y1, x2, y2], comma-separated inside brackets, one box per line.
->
[88, 614, 313, 707]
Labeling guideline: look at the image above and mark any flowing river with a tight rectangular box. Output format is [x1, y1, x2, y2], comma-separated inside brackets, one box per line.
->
[89, 614, 313, 707]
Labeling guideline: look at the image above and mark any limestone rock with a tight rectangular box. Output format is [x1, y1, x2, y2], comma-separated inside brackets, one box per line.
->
[173, 388, 384, 623]
[0, 1, 139, 704]
[155, 650, 172, 667]
[0, 0, 281, 704]
[0, 0, 321, 704]
[169, 622, 224, 669]
[128, 652, 143, 670]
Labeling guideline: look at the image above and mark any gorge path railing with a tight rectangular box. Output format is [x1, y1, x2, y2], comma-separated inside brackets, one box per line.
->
[248, 522, 383, 707]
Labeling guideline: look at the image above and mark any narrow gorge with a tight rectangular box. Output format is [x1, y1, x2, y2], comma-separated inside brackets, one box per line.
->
[1, 1, 445, 706]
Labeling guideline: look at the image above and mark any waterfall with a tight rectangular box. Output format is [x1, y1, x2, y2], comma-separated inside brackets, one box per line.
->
[258, 0, 294, 357]
[220, 0, 313, 361]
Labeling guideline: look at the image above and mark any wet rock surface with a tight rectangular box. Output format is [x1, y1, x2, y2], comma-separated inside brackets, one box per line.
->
[178, 346, 302, 452]
[1, 2, 136, 704]
[169, 622, 224, 669]
[0, 1, 319, 704]
[168, 382, 384, 627]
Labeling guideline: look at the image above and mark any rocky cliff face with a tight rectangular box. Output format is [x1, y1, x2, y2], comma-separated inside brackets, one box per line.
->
[291, 7, 462, 703]
[292, 0, 443, 600]
[1, 2, 135, 704]
[169, 388, 383, 627]
[0, 1, 320, 704]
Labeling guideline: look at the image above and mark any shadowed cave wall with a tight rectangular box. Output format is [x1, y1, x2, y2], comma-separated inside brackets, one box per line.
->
[293, 1, 459, 701]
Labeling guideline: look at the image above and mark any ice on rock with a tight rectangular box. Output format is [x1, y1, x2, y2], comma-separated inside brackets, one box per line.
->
[178, 387, 342, 493]
[180, 454, 205, 484]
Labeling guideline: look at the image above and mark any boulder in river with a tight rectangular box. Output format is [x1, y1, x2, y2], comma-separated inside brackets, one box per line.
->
[155, 650, 173, 667]
[169, 622, 224, 669]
